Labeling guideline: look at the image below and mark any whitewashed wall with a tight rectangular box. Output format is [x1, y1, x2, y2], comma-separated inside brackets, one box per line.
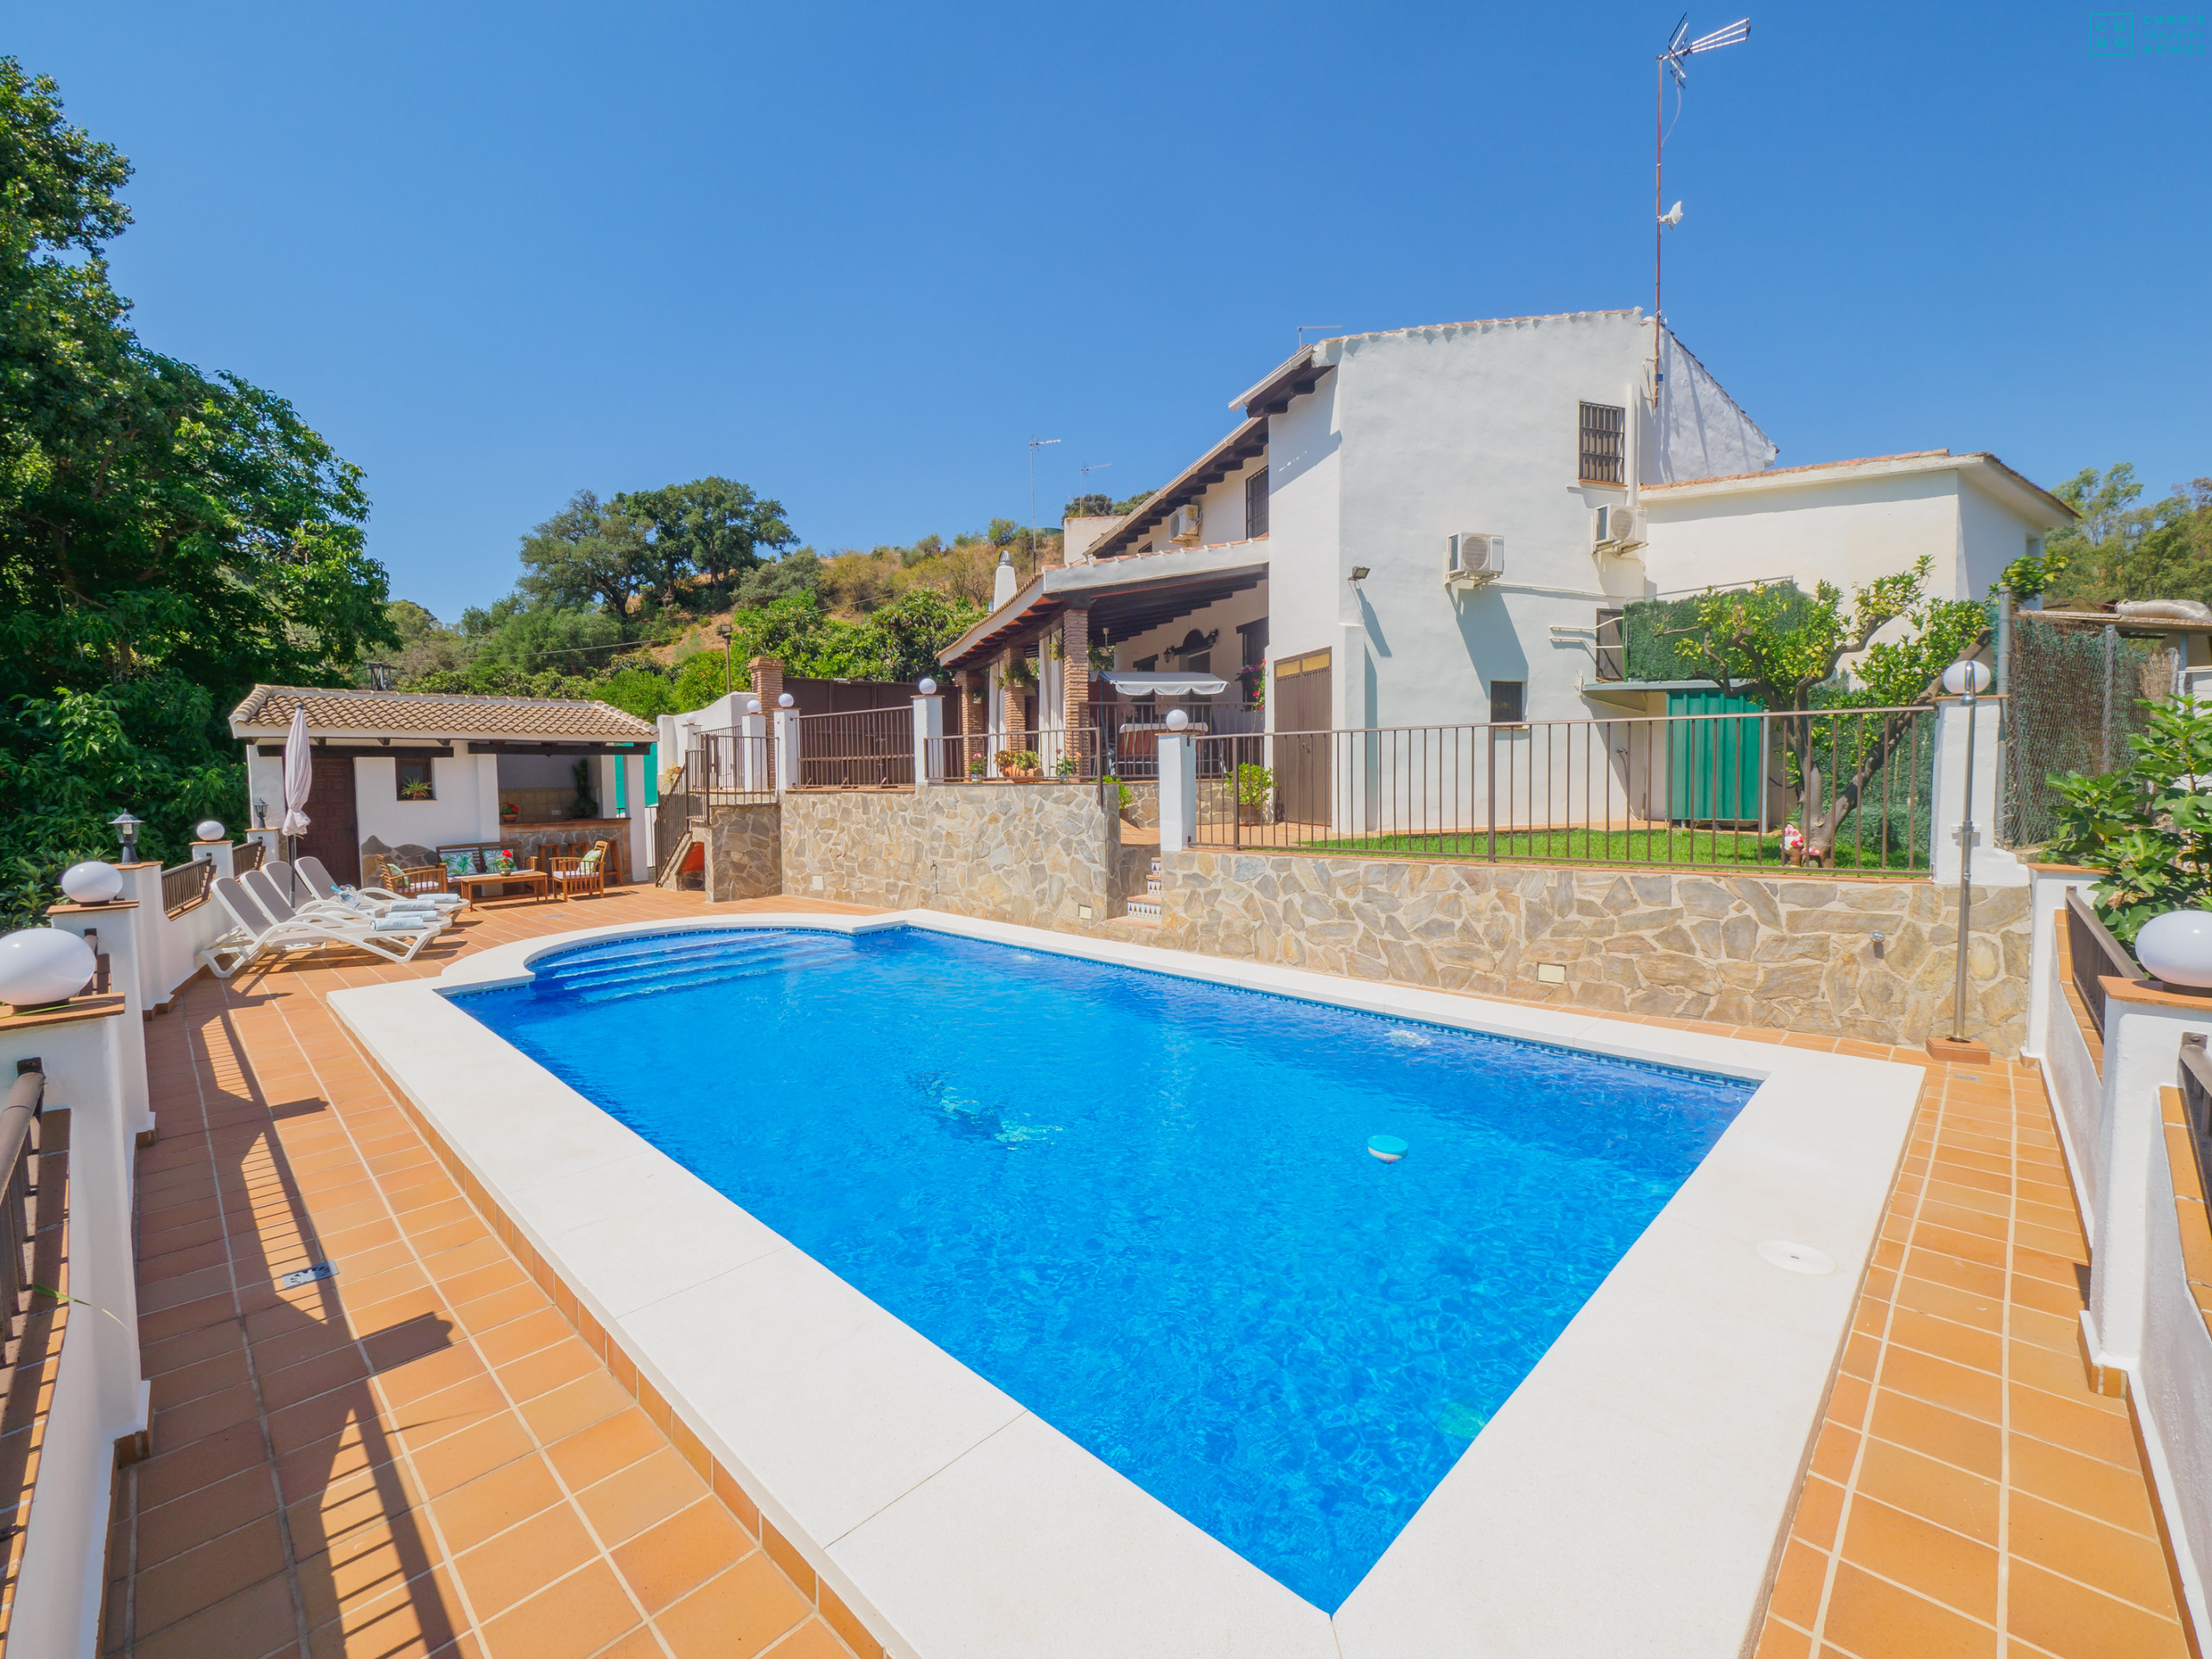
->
[1643, 467, 2047, 607]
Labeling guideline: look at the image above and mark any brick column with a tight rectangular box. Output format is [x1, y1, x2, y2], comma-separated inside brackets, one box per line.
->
[748, 656, 785, 713]
[1062, 604, 1091, 775]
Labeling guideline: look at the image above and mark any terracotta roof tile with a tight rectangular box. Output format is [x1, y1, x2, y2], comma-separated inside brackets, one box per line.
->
[228, 685, 657, 741]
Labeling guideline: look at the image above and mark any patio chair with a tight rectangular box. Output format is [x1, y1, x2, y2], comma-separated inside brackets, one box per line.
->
[295, 855, 465, 918]
[365, 850, 453, 900]
[203, 877, 446, 980]
[547, 840, 610, 901]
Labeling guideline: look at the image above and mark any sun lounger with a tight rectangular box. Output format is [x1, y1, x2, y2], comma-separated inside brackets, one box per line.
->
[202, 874, 447, 979]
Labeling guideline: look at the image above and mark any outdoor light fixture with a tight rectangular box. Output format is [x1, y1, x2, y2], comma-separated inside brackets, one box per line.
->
[778, 693, 794, 709]
[194, 819, 226, 842]
[1944, 656, 1993, 1046]
[254, 798, 268, 829]
[60, 861, 124, 905]
[1349, 567, 1370, 583]
[746, 698, 761, 715]
[1941, 660, 1992, 697]
[0, 928, 97, 1011]
[1165, 709, 1190, 730]
[918, 678, 938, 696]
[108, 810, 142, 863]
[2136, 911, 2212, 991]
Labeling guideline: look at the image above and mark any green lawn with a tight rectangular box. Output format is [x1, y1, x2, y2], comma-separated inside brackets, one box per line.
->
[1280, 825, 1929, 874]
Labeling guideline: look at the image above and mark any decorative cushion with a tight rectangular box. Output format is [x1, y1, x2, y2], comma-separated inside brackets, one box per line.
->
[441, 852, 475, 877]
[579, 849, 603, 872]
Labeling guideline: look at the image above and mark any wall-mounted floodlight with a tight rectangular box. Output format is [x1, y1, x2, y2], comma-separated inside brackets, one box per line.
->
[1349, 566, 1371, 583]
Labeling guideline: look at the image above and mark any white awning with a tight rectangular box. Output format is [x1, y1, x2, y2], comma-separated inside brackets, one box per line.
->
[1102, 671, 1229, 696]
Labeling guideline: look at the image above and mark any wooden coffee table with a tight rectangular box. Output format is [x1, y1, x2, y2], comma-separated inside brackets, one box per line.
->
[447, 868, 552, 907]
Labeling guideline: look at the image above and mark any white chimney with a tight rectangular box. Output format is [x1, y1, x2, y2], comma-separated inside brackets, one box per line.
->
[992, 548, 1017, 610]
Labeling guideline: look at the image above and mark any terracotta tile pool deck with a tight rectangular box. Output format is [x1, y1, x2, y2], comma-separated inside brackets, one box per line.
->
[116, 887, 878, 1659]
[107, 887, 2194, 1656]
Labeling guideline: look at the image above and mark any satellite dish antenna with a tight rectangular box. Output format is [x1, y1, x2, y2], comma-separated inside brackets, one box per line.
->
[1660, 200, 1684, 227]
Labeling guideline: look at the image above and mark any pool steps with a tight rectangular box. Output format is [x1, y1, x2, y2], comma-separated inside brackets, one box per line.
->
[1120, 858, 1164, 925]
[527, 932, 850, 1004]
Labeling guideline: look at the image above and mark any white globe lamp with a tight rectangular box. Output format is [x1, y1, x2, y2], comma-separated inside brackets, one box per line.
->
[0, 928, 98, 1010]
[918, 677, 938, 696]
[778, 692, 794, 709]
[2135, 910, 2212, 991]
[1941, 660, 1992, 697]
[59, 861, 124, 905]
[1165, 709, 1189, 730]
[194, 819, 226, 842]
[746, 698, 761, 715]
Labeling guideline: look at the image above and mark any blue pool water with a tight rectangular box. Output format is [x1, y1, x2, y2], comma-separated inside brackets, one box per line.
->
[452, 926, 1753, 1609]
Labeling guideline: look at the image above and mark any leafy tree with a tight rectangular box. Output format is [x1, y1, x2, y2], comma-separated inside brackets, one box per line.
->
[734, 550, 823, 608]
[2043, 465, 2212, 608]
[617, 477, 795, 601]
[1667, 556, 1986, 859]
[2046, 695, 2212, 944]
[1111, 489, 1154, 513]
[517, 489, 651, 615]
[861, 588, 982, 681]
[0, 59, 391, 921]
[1063, 493, 1115, 518]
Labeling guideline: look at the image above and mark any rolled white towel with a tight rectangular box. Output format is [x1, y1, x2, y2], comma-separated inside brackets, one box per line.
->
[371, 914, 440, 933]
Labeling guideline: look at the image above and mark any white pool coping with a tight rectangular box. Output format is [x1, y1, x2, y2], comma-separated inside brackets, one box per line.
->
[327, 910, 1924, 1659]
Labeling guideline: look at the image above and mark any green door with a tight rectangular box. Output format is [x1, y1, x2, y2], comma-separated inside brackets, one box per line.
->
[1666, 690, 1764, 824]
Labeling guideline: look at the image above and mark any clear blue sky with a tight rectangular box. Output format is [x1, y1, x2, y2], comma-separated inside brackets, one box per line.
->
[15, 3, 2208, 618]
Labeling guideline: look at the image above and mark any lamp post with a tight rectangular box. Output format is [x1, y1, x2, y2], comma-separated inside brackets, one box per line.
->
[1944, 659, 1993, 1044]
[718, 625, 734, 696]
[108, 810, 142, 865]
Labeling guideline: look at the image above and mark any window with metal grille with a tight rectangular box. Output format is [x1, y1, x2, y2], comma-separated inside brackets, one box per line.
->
[1594, 608, 1625, 681]
[1245, 467, 1269, 537]
[1489, 680, 1527, 725]
[1579, 402, 1625, 485]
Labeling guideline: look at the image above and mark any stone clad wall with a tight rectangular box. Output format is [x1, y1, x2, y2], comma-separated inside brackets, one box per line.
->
[697, 787, 2034, 1053]
[1140, 853, 2031, 1054]
[703, 804, 781, 901]
[779, 783, 1124, 928]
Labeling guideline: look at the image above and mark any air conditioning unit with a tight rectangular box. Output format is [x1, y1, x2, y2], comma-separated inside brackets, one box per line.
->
[1169, 504, 1203, 544]
[1445, 531, 1504, 591]
[1592, 504, 1647, 552]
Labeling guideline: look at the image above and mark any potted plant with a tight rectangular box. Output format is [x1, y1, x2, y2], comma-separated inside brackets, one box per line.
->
[996, 748, 1042, 779]
[1236, 761, 1274, 824]
[1238, 662, 1266, 705]
[399, 778, 433, 801]
[968, 754, 986, 779]
[1053, 755, 1078, 779]
[500, 800, 521, 825]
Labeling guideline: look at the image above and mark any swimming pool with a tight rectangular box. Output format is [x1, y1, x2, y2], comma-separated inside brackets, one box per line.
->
[451, 925, 1754, 1609]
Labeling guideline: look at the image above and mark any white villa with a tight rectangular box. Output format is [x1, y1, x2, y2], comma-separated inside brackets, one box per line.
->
[938, 308, 2076, 747]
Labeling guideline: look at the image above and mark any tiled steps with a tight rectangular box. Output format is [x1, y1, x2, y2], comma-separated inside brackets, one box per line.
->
[1120, 858, 1165, 925]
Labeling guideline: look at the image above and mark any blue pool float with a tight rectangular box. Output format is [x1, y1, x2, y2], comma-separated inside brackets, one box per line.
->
[1367, 1135, 1408, 1163]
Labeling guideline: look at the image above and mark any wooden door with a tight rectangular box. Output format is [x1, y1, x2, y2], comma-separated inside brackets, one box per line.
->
[296, 755, 360, 883]
[1274, 650, 1332, 825]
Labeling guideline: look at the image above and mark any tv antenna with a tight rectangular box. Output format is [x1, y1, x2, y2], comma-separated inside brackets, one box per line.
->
[1652, 16, 1750, 406]
[1027, 437, 1061, 575]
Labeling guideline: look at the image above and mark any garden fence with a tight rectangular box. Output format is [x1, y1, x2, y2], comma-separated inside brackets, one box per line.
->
[2003, 613, 2178, 850]
[1190, 704, 1940, 874]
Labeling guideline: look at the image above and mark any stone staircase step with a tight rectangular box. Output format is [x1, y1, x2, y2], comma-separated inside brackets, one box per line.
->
[1124, 899, 1163, 923]
[1146, 877, 1162, 893]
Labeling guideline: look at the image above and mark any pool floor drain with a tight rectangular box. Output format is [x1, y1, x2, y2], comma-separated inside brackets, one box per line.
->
[1757, 1240, 1835, 1275]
